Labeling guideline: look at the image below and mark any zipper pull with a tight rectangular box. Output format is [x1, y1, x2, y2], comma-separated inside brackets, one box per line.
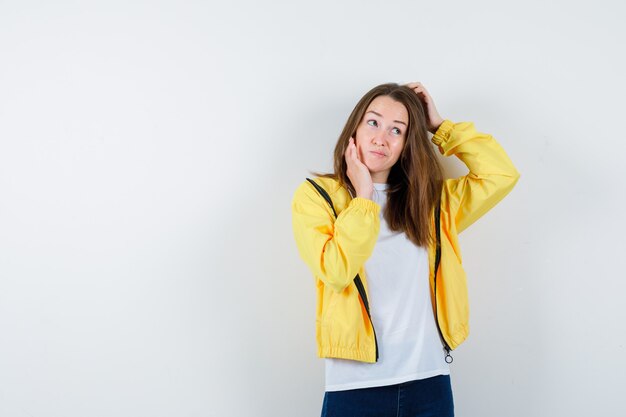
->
[444, 347, 453, 364]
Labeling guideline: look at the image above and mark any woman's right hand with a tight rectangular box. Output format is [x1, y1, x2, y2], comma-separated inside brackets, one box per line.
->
[345, 137, 373, 200]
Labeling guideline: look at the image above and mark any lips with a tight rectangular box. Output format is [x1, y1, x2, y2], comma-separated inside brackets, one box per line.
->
[370, 150, 386, 157]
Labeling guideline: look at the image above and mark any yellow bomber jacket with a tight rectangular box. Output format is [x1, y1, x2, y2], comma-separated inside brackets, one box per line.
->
[291, 119, 521, 363]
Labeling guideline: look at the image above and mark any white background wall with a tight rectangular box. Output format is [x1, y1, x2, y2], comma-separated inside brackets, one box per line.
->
[1, 1, 625, 416]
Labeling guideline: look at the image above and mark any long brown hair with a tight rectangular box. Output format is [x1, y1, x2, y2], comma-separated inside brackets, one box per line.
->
[310, 82, 444, 248]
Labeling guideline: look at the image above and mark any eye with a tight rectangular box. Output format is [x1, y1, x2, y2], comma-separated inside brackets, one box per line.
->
[367, 119, 402, 135]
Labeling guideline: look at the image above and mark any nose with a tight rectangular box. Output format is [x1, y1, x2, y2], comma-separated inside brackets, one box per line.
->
[372, 131, 388, 146]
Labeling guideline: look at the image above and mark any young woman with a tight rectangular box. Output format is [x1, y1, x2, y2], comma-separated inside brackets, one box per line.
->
[291, 82, 520, 417]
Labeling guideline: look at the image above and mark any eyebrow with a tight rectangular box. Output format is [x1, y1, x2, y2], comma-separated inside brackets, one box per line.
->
[366, 111, 407, 127]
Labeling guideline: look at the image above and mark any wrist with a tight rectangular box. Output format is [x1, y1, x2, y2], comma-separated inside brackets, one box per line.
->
[431, 118, 445, 133]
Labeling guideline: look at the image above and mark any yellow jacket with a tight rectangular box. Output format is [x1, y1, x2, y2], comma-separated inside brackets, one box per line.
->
[291, 119, 520, 363]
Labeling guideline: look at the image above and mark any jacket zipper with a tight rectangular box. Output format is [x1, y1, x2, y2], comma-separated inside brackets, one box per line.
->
[306, 178, 451, 364]
[433, 204, 454, 364]
[353, 275, 379, 362]
[306, 178, 380, 362]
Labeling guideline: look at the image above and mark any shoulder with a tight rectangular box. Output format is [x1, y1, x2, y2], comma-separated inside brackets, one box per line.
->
[293, 176, 343, 202]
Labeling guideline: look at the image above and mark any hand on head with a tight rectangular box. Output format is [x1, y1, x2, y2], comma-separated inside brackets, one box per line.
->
[403, 82, 445, 134]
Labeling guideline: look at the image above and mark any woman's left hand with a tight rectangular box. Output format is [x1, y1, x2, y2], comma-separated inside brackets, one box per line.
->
[404, 82, 445, 134]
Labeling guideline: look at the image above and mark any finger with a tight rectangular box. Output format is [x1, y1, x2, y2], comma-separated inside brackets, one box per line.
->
[350, 143, 360, 163]
[347, 139, 355, 161]
[417, 91, 430, 101]
[345, 141, 353, 161]
[355, 144, 363, 163]
[412, 87, 430, 101]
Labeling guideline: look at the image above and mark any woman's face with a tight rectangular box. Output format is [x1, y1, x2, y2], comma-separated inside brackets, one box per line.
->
[354, 95, 408, 184]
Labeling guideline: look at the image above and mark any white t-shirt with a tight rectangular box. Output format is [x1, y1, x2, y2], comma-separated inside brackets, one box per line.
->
[324, 182, 450, 392]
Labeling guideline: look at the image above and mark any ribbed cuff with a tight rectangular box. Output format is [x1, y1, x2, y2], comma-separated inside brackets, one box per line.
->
[431, 119, 455, 146]
[351, 197, 381, 213]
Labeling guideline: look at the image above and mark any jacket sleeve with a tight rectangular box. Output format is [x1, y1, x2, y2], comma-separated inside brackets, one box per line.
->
[432, 120, 521, 234]
[291, 181, 381, 293]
